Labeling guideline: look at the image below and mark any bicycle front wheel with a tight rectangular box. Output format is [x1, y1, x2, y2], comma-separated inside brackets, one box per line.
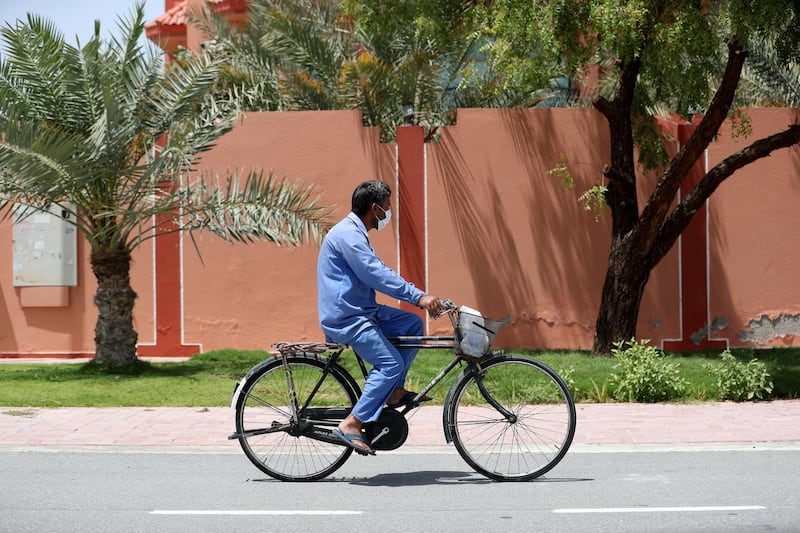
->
[447, 355, 576, 481]
[234, 355, 359, 481]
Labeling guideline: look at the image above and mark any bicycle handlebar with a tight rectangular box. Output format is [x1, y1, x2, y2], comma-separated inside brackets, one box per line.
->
[441, 299, 457, 311]
[432, 298, 458, 320]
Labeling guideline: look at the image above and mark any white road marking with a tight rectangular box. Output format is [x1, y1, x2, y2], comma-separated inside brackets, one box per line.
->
[553, 506, 765, 514]
[150, 510, 362, 516]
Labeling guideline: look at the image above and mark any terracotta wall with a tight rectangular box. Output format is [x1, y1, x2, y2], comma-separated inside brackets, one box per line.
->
[423, 108, 681, 349]
[180, 111, 396, 350]
[0, 233, 154, 357]
[1, 107, 799, 357]
[707, 109, 800, 347]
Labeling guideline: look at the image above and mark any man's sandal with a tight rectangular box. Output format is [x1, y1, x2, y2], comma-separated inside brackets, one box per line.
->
[387, 391, 432, 409]
[332, 428, 376, 456]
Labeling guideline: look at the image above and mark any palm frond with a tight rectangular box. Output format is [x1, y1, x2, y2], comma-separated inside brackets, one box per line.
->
[142, 54, 223, 132]
[109, 1, 149, 73]
[0, 115, 82, 203]
[261, 0, 347, 88]
[738, 34, 800, 107]
[0, 4, 278, 254]
[280, 68, 339, 109]
[188, 1, 285, 111]
[339, 51, 396, 124]
[0, 14, 89, 130]
[177, 170, 332, 245]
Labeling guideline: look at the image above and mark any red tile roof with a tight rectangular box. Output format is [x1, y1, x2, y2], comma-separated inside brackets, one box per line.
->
[145, 0, 188, 31]
[145, 0, 251, 46]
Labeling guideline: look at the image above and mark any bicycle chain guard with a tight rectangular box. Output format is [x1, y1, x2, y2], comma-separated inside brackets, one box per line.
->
[363, 409, 409, 451]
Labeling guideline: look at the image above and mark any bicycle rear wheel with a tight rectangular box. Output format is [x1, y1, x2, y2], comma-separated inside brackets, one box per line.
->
[447, 355, 576, 481]
[234, 355, 359, 481]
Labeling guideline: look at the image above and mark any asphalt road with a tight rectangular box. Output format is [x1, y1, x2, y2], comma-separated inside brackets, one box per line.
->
[2, 445, 798, 532]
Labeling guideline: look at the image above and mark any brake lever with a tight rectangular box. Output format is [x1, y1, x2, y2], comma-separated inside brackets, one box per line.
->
[436, 299, 457, 319]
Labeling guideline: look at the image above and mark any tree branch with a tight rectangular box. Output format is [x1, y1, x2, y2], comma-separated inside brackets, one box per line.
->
[593, 59, 643, 235]
[649, 123, 800, 264]
[593, 95, 615, 122]
[687, 40, 750, 156]
[638, 38, 748, 244]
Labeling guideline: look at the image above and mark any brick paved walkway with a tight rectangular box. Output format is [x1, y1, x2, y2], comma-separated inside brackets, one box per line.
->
[1, 401, 798, 449]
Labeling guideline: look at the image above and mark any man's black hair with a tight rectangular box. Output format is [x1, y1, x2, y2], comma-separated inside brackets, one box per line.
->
[351, 180, 391, 216]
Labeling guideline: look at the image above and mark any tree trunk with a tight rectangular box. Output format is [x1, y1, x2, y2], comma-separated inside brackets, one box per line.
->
[590, 59, 643, 357]
[592, 241, 650, 356]
[91, 247, 138, 367]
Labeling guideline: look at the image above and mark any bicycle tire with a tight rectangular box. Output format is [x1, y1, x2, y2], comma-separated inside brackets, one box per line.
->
[446, 354, 576, 481]
[234, 354, 360, 481]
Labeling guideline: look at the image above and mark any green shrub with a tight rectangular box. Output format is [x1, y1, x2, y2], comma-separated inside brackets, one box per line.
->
[557, 365, 576, 395]
[610, 339, 687, 402]
[588, 378, 610, 403]
[708, 349, 773, 401]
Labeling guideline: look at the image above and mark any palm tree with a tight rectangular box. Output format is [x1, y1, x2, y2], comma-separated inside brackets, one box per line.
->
[0, 3, 330, 368]
[193, 0, 542, 142]
[737, 34, 800, 107]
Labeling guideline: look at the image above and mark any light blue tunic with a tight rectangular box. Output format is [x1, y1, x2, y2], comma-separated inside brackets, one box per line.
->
[317, 212, 423, 342]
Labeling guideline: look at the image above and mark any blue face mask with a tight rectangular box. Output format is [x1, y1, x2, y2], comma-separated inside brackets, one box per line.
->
[376, 204, 392, 231]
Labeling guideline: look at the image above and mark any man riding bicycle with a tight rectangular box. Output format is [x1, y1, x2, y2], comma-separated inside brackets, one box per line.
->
[317, 180, 444, 455]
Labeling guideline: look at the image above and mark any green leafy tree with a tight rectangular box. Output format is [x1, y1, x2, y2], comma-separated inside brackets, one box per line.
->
[477, 0, 800, 354]
[0, 4, 330, 368]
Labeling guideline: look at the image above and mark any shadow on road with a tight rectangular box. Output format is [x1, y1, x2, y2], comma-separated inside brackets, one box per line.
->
[348, 470, 490, 486]
[249, 470, 594, 485]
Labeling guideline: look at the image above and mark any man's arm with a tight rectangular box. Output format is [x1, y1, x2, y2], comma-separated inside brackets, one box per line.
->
[339, 229, 444, 316]
[344, 235, 422, 301]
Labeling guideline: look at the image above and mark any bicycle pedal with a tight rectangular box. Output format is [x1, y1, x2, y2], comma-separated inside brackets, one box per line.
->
[370, 426, 390, 445]
[364, 410, 408, 450]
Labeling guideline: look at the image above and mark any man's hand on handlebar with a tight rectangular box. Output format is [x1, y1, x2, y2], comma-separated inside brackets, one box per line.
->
[417, 294, 446, 318]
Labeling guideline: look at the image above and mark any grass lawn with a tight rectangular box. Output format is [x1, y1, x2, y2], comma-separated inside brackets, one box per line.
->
[0, 346, 798, 407]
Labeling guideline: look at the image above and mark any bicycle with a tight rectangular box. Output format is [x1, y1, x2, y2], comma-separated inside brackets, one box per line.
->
[228, 301, 576, 482]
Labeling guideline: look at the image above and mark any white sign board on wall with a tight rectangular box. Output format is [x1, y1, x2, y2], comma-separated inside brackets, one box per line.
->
[12, 205, 77, 287]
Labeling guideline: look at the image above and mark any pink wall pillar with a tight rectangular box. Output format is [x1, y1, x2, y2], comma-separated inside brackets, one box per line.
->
[663, 121, 727, 351]
[396, 125, 427, 321]
[137, 199, 200, 358]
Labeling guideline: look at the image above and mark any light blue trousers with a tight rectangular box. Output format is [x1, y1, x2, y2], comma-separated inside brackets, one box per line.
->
[345, 305, 423, 423]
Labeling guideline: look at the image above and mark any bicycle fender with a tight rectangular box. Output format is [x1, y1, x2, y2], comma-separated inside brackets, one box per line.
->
[440, 353, 506, 443]
[441, 366, 472, 443]
[230, 355, 281, 409]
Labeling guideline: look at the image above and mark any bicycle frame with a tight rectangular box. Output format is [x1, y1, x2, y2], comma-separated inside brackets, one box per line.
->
[274, 334, 464, 420]
[230, 304, 577, 481]
[233, 306, 513, 443]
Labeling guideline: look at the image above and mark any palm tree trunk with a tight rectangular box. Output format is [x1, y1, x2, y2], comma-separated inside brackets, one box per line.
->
[90, 247, 138, 367]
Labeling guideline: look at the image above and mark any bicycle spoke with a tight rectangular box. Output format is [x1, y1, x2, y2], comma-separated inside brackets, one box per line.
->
[245, 392, 292, 417]
[234, 356, 357, 481]
[449, 356, 575, 481]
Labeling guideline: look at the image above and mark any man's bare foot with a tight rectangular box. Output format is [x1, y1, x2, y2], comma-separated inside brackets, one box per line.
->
[336, 414, 374, 454]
